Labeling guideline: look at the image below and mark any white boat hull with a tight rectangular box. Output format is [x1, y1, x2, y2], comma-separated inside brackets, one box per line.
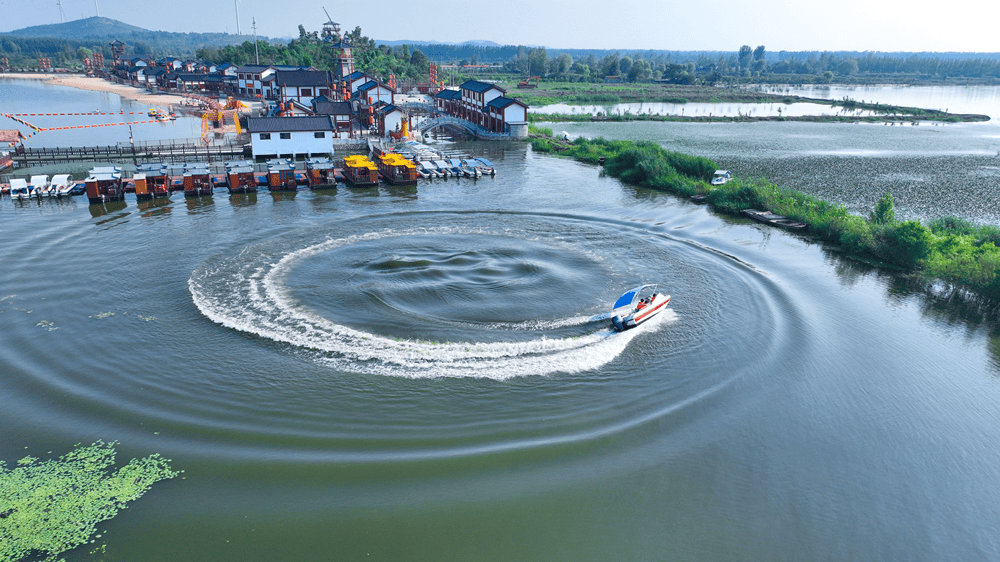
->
[612, 293, 671, 331]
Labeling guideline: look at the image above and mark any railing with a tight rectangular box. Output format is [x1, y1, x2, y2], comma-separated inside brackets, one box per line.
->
[414, 115, 511, 139]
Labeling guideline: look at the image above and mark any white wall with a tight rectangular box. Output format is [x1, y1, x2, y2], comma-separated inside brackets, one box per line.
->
[251, 130, 333, 157]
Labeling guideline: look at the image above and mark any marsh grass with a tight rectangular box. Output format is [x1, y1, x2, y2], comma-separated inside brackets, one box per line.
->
[534, 136, 1000, 298]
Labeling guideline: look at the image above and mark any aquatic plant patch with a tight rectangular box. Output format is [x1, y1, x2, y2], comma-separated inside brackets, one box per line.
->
[0, 441, 179, 562]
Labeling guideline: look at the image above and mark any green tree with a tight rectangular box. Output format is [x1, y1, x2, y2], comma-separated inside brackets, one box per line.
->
[872, 192, 896, 224]
[627, 59, 652, 82]
[738, 45, 752, 70]
[554, 53, 573, 75]
[528, 47, 548, 76]
[619, 56, 633, 76]
[410, 49, 429, 72]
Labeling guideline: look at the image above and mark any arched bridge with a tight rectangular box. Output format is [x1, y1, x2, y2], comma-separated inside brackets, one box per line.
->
[413, 115, 510, 140]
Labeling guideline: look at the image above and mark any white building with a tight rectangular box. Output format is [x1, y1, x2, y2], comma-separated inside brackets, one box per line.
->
[247, 116, 336, 158]
[354, 80, 395, 106]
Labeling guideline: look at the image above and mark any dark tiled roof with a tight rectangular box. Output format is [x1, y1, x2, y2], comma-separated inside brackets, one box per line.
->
[274, 70, 334, 87]
[435, 89, 460, 99]
[313, 100, 352, 116]
[460, 80, 505, 94]
[486, 96, 528, 110]
[247, 116, 335, 133]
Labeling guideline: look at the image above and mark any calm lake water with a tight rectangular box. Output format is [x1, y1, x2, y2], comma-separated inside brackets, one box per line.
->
[3, 81, 1000, 562]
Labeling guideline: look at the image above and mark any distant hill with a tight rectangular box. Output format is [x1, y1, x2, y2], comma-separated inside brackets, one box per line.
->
[4, 17, 148, 39]
[376, 39, 505, 48]
[0, 16, 276, 60]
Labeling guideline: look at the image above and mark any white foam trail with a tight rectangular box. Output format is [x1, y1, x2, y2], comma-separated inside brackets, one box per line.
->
[190, 228, 676, 379]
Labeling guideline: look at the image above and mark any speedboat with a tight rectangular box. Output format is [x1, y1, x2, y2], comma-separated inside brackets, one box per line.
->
[611, 284, 671, 332]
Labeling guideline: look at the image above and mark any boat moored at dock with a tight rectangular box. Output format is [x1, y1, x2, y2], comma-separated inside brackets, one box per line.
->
[342, 155, 379, 187]
[267, 158, 297, 191]
[50, 174, 74, 197]
[431, 160, 453, 177]
[84, 166, 125, 205]
[9, 178, 31, 200]
[29, 175, 50, 197]
[376, 153, 419, 186]
[225, 160, 257, 194]
[475, 157, 497, 176]
[305, 157, 338, 189]
[183, 163, 213, 198]
[134, 163, 171, 200]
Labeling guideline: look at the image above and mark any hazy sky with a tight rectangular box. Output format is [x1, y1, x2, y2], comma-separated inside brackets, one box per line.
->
[1, 0, 998, 53]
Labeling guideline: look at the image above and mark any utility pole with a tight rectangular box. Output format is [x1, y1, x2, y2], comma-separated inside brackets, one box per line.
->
[252, 18, 259, 65]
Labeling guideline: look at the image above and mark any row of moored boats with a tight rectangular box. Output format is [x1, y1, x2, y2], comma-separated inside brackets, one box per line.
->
[7, 152, 498, 205]
[9, 174, 82, 199]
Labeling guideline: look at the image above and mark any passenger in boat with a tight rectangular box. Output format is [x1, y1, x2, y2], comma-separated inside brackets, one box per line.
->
[636, 299, 648, 311]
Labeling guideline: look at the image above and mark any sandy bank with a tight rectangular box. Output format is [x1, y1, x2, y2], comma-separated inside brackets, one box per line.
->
[3, 73, 196, 107]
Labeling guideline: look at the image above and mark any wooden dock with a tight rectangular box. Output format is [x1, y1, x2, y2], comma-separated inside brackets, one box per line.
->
[12, 141, 251, 165]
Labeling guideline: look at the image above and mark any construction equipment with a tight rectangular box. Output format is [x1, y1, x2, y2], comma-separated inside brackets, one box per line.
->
[517, 76, 540, 89]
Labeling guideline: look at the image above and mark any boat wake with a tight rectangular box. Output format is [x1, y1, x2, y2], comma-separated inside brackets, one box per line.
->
[190, 226, 677, 380]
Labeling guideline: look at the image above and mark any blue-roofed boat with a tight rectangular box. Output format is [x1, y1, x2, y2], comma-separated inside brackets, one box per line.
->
[476, 157, 497, 176]
[611, 284, 670, 332]
[432, 160, 452, 178]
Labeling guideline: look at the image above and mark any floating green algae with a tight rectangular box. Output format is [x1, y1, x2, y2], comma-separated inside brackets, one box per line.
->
[0, 441, 179, 562]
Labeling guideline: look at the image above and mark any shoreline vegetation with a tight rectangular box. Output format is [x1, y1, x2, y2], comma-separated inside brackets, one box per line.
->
[513, 83, 989, 123]
[529, 128, 1000, 300]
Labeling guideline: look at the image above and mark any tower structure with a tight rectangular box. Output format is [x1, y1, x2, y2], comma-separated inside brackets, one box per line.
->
[331, 39, 355, 82]
[321, 9, 354, 83]
[109, 39, 125, 65]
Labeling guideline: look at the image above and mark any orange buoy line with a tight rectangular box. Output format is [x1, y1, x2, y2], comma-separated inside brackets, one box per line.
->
[3, 112, 171, 146]
[5, 111, 146, 116]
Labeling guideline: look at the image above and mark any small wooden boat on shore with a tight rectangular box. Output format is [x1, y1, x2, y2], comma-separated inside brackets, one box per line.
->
[741, 209, 807, 230]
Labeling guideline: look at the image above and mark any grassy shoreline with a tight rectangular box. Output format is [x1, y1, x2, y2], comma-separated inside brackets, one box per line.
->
[529, 132, 1000, 299]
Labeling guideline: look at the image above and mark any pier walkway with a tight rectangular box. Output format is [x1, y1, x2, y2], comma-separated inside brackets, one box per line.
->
[12, 140, 250, 165]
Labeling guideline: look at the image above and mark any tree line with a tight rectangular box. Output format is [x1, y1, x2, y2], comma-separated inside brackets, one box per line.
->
[5, 23, 1000, 85]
